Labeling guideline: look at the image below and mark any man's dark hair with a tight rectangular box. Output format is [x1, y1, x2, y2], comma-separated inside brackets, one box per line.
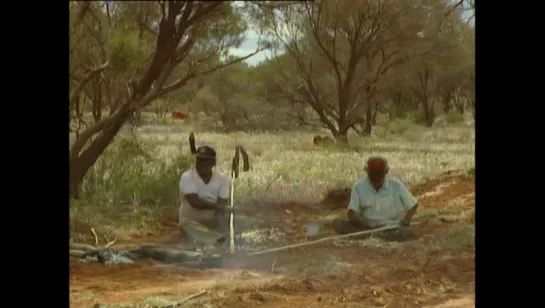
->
[195, 146, 216, 160]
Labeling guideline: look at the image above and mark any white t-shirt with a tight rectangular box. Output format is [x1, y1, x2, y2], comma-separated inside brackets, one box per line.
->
[178, 169, 230, 222]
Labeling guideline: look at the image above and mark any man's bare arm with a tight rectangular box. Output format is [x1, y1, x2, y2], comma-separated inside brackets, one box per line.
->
[401, 203, 419, 226]
[217, 198, 229, 207]
[348, 210, 372, 229]
[185, 194, 227, 211]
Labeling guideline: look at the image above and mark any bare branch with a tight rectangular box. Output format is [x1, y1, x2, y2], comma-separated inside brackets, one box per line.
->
[76, 1, 92, 23]
[199, 48, 268, 76]
[69, 61, 110, 103]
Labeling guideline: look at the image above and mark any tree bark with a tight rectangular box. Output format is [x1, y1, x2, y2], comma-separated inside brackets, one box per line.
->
[364, 103, 373, 135]
[334, 131, 349, 145]
[69, 108, 132, 198]
[333, 124, 350, 147]
[371, 100, 378, 126]
[422, 98, 435, 127]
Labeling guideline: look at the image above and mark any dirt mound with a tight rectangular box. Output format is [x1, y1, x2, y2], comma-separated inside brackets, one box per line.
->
[319, 170, 474, 211]
[207, 246, 474, 308]
[413, 172, 474, 212]
[70, 169, 475, 307]
[320, 188, 351, 209]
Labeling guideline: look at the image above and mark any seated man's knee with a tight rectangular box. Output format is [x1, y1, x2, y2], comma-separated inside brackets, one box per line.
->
[330, 219, 360, 234]
[383, 226, 415, 242]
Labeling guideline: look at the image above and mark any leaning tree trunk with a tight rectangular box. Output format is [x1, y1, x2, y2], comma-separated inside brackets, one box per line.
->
[91, 80, 103, 123]
[69, 108, 132, 198]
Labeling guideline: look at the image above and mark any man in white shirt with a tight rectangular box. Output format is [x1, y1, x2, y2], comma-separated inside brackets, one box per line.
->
[332, 156, 419, 241]
[178, 146, 233, 249]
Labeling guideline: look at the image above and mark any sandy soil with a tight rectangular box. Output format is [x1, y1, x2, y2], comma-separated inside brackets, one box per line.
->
[70, 171, 475, 308]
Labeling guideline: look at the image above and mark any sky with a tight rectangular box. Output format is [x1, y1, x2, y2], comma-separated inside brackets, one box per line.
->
[228, 29, 273, 66]
[230, 20, 475, 66]
[230, 4, 474, 67]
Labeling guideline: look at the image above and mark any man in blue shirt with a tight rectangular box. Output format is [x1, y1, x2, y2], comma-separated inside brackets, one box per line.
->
[333, 156, 419, 241]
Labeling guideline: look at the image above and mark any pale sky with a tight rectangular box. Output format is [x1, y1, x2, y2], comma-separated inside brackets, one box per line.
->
[228, 29, 273, 66]
[230, 5, 474, 67]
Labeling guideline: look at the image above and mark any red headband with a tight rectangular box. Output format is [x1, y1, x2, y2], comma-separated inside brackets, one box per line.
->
[368, 161, 386, 169]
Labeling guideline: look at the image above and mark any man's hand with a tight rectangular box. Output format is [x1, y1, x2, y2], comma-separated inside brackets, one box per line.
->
[400, 218, 410, 227]
[215, 206, 237, 215]
[348, 210, 372, 229]
[397, 225, 415, 240]
[400, 203, 418, 227]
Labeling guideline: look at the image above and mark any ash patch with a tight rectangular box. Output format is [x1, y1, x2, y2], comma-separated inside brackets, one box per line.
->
[236, 228, 287, 252]
[80, 250, 135, 265]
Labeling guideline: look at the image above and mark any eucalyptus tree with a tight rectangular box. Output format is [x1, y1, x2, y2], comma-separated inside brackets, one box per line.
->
[69, 1, 269, 197]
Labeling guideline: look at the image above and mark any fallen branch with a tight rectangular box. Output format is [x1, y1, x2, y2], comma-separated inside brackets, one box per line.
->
[104, 237, 117, 248]
[70, 242, 99, 252]
[90, 228, 99, 246]
[179, 289, 208, 304]
[247, 224, 420, 256]
[86, 228, 116, 249]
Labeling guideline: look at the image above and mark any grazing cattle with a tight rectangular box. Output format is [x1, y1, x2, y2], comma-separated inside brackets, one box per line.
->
[313, 135, 335, 146]
[172, 111, 189, 120]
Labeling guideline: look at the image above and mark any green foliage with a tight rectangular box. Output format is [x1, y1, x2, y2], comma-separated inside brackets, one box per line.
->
[407, 109, 421, 125]
[385, 118, 417, 135]
[410, 108, 433, 126]
[388, 104, 413, 120]
[445, 110, 465, 124]
[108, 28, 148, 71]
[80, 137, 192, 205]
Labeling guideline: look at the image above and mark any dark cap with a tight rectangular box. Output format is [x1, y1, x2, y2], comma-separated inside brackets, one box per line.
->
[195, 146, 216, 160]
[366, 156, 388, 170]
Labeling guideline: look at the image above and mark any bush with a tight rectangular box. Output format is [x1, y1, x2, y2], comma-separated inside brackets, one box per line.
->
[388, 104, 413, 120]
[384, 118, 416, 135]
[80, 137, 192, 205]
[445, 111, 465, 124]
[410, 109, 428, 125]
[70, 136, 193, 239]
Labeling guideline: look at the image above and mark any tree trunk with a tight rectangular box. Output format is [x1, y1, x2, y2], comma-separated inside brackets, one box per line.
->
[334, 131, 349, 146]
[442, 99, 451, 113]
[421, 97, 435, 128]
[69, 110, 131, 198]
[371, 100, 378, 126]
[454, 96, 466, 114]
[92, 83, 102, 123]
[364, 103, 373, 136]
[441, 89, 453, 113]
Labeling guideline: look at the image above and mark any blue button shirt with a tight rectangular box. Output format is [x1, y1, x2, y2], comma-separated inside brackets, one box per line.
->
[347, 177, 418, 228]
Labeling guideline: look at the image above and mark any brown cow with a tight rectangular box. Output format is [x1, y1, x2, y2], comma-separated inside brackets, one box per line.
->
[313, 135, 335, 146]
[172, 111, 188, 120]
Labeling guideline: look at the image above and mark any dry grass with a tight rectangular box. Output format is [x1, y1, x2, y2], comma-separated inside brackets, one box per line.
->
[70, 119, 474, 239]
[135, 125, 474, 204]
[70, 119, 475, 308]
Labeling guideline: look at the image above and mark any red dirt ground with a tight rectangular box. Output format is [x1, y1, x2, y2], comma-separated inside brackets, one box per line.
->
[70, 171, 475, 308]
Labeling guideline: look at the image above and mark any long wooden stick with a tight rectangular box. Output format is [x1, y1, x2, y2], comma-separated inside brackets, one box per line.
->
[247, 224, 417, 256]
[178, 289, 208, 304]
[229, 171, 236, 253]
